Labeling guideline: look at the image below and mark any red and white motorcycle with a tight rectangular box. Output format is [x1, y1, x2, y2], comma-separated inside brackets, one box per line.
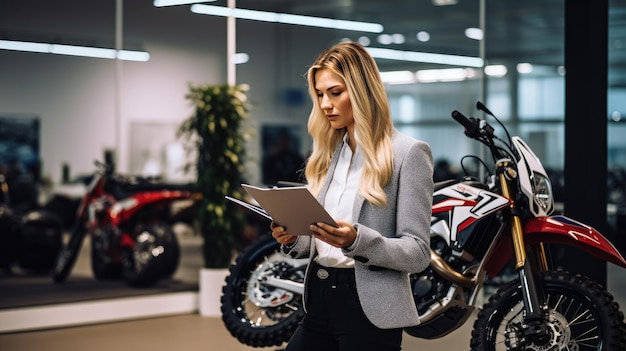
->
[52, 161, 198, 287]
[220, 102, 626, 350]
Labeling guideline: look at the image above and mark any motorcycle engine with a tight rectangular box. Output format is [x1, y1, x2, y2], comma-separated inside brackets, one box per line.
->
[411, 236, 475, 313]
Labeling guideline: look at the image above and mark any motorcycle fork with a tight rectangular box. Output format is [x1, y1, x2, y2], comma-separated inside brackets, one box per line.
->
[496, 160, 548, 337]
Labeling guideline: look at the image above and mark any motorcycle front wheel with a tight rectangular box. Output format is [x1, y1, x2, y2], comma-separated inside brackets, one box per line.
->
[52, 219, 86, 283]
[221, 235, 307, 348]
[471, 270, 626, 351]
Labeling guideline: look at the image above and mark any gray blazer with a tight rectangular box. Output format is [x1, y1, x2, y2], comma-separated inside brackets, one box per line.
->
[283, 130, 434, 329]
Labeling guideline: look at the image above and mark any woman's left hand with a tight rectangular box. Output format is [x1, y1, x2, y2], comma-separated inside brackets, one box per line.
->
[310, 220, 357, 248]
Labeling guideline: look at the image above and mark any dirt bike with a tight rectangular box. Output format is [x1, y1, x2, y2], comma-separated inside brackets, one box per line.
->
[52, 160, 199, 287]
[220, 102, 626, 350]
[0, 173, 63, 273]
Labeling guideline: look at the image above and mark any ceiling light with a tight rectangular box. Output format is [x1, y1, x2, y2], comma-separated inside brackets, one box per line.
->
[432, 0, 458, 5]
[415, 68, 472, 82]
[379, 70, 416, 85]
[484, 65, 507, 77]
[358, 36, 371, 46]
[391, 34, 406, 44]
[232, 52, 249, 64]
[517, 63, 533, 74]
[464, 27, 484, 41]
[0, 40, 150, 61]
[416, 31, 430, 42]
[153, 0, 215, 7]
[377, 34, 393, 45]
[190, 4, 384, 33]
[366, 47, 484, 67]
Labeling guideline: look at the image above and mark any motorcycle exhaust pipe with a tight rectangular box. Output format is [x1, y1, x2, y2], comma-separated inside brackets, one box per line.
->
[429, 249, 477, 287]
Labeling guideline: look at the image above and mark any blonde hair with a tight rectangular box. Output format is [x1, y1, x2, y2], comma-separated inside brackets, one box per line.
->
[305, 41, 393, 206]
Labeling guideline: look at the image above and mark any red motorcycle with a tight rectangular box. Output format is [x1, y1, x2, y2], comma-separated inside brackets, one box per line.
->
[52, 161, 199, 287]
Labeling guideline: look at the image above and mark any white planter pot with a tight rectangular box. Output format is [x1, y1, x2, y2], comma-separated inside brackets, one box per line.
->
[198, 267, 230, 317]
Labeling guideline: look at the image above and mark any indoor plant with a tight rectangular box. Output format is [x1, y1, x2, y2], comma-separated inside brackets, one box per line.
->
[178, 83, 250, 269]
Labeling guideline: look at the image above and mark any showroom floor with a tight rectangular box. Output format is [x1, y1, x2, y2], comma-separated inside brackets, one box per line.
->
[1, 227, 625, 351]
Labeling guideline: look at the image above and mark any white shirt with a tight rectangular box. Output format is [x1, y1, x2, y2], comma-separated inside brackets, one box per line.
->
[314, 136, 363, 268]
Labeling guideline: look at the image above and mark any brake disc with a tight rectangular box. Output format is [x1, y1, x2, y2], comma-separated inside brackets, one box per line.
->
[247, 260, 295, 308]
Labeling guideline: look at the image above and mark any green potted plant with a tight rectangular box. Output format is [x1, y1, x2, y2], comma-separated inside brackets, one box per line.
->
[177, 83, 250, 315]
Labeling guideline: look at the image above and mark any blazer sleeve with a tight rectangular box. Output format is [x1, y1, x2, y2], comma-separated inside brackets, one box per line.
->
[280, 235, 312, 259]
[343, 138, 433, 274]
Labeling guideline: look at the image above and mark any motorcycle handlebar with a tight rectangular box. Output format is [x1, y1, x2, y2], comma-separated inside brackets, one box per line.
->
[451, 110, 479, 137]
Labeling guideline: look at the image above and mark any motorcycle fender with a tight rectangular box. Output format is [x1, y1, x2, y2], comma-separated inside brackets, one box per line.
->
[484, 215, 626, 276]
[523, 215, 626, 268]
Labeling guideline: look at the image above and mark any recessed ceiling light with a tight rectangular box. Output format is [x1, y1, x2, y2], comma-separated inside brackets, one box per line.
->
[358, 36, 371, 46]
[391, 33, 406, 44]
[377, 34, 393, 45]
[517, 63, 533, 74]
[416, 31, 430, 42]
[232, 52, 249, 64]
[484, 65, 507, 77]
[379, 70, 416, 85]
[611, 111, 622, 122]
[465, 27, 484, 41]
[416, 68, 469, 82]
[432, 0, 458, 6]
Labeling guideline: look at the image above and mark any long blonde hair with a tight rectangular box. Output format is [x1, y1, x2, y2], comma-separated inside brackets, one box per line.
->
[305, 41, 393, 206]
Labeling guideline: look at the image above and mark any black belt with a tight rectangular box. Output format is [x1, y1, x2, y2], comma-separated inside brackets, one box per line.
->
[311, 261, 355, 288]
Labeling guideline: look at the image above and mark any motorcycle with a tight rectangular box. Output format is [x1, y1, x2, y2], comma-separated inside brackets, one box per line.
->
[0, 174, 63, 274]
[220, 102, 626, 350]
[52, 160, 199, 287]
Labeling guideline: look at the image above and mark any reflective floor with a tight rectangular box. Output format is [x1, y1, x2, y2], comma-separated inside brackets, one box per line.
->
[1, 226, 625, 351]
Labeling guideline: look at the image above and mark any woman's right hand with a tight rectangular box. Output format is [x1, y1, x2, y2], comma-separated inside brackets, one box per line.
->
[270, 222, 298, 245]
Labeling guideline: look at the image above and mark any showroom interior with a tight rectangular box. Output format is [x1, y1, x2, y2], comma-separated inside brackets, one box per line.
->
[1, 0, 626, 350]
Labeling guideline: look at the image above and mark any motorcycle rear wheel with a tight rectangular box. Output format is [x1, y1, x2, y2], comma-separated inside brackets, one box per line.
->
[91, 227, 123, 280]
[471, 270, 626, 351]
[123, 222, 178, 287]
[220, 235, 307, 348]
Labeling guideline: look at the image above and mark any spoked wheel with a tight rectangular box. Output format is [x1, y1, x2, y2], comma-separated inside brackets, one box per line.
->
[52, 220, 86, 283]
[123, 222, 177, 287]
[221, 235, 308, 348]
[471, 270, 626, 351]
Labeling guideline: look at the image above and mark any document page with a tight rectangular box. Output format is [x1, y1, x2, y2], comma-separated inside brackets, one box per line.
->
[225, 195, 271, 220]
[238, 184, 337, 236]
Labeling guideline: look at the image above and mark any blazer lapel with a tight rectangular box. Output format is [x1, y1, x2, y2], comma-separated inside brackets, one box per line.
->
[352, 193, 365, 223]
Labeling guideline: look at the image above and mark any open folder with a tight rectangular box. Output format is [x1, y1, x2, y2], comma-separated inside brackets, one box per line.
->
[226, 184, 337, 236]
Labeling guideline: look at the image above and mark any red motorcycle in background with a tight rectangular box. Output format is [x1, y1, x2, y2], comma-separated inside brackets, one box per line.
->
[52, 160, 199, 287]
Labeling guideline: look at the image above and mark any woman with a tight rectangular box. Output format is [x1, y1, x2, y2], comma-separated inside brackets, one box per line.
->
[271, 41, 433, 351]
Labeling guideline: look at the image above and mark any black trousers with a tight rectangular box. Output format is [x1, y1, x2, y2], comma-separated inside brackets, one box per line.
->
[285, 261, 402, 351]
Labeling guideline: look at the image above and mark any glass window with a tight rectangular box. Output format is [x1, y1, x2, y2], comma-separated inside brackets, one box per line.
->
[485, 77, 511, 121]
[519, 75, 565, 120]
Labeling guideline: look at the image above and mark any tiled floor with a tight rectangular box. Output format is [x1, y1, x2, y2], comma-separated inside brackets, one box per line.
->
[1, 228, 625, 351]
